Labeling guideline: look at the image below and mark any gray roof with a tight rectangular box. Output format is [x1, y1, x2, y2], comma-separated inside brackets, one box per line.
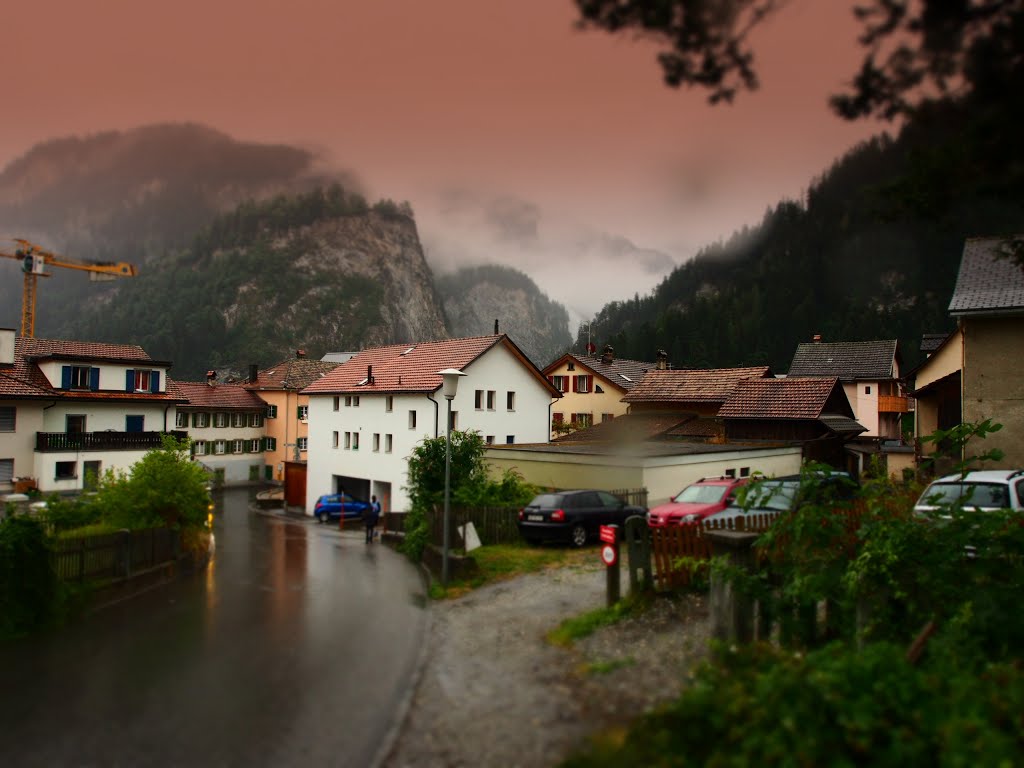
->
[544, 353, 654, 392]
[819, 414, 868, 435]
[920, 333, 950, 354]
[948, 237, 1024, 315]
[787, 340, 898, 381]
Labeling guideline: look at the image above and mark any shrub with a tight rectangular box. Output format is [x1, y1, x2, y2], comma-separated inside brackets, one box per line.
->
[0, 516, 59, 638]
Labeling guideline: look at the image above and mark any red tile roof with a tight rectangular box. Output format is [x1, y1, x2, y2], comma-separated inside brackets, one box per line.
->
[303, 335, 559, 396]
[19, 337, 161, 363]
[173, 380, 268, 409]
[247, 358, 341, 391]
[717, 377, 841, 419]
[623, 367, 771, 404]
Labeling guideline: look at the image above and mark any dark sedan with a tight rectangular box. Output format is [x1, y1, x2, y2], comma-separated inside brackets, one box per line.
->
[517, 490, 647, 547]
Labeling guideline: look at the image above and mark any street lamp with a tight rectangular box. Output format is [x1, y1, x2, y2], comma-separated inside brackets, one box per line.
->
[438, 367, 467, 587]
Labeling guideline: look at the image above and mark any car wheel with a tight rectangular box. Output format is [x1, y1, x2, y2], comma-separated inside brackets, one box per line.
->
[319, 511, 330, 524]
[570, 524, 587, 548]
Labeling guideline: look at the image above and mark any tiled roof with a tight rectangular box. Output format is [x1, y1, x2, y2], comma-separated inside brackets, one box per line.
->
[622, 367, 771, 404]
[18, 337, 160, 363]
[0, 368, 53, 397]
[948, 236, 1024, 315]
[718, 377, 841, 420]
[247, 358, 341, 391]
[552, 412, 693, 443]
[303, 334, 558, 396]
[543, 353, 654, 391]
[787, 340, 897, 380]
[819, 414, 868, 435]
[173, 380, 267, 409]
[920, 333, 951, 354]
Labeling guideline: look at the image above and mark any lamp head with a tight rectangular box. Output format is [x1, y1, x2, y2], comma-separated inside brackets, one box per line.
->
[437, 368, 467, 400]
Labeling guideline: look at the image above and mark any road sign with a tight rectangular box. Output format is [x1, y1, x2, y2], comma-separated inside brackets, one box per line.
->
[600, 525, 617, 544]
[601, 544, 617, 566]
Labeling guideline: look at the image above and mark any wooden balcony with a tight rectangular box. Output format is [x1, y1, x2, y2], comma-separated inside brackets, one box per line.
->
[877, 395, 911, 413]
[36, 430, 188, 453]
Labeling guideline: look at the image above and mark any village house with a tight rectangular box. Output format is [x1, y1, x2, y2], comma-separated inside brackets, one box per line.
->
[0, 330, 184, 494]
[913, 236, 1024, 468]
[542, 345, 654, 435]
[301, 334, 560, 515]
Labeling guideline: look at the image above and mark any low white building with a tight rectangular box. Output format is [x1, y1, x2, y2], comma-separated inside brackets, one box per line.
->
[302, 334, 561, 514]
[0, 329, 185, 494]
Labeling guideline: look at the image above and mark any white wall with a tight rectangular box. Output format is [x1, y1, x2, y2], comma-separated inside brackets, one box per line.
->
[37, 361, 168, 393]
[41, 403, 173, 433]
[0, 401, 43, 491]
[35, 449, 150, 493]
[843, 381, 880, 437]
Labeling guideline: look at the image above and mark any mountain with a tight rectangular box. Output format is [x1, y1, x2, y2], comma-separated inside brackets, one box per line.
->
[436, 265, 573, 366]
[580, 91, 1024, 373]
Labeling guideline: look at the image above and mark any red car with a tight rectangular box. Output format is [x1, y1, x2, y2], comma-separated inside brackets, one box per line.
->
[646, 476, 748, 528]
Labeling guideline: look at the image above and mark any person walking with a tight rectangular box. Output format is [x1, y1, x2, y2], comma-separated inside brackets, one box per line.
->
[364, 495, 382, 543]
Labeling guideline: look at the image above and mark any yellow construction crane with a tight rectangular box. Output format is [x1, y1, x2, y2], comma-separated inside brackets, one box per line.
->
[0, 238, 137, 338]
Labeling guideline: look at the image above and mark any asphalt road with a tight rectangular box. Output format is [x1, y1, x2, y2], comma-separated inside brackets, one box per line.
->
[0, 487, 428, 767]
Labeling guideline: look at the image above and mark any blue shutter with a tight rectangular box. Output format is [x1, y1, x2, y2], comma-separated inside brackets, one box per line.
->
[89, 367, 100, 391]
[61, 365, 72, 389]
[126, 369, 135, 392]
[150, 371, 160, 393]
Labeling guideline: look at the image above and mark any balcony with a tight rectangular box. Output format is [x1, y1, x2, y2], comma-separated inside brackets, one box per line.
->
[36, 431, 188, 453]
[877, 395, 911, 413]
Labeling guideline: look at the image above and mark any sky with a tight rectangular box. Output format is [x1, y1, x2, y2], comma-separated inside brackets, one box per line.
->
[4, 0, 886, 324]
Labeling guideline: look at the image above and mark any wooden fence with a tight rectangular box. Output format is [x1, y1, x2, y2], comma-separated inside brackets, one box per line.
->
[51, 528, 182, 583]
[425, 506, 522, 547]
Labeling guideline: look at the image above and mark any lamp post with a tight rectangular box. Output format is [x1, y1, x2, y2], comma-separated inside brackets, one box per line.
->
[438, 367, 467, 587]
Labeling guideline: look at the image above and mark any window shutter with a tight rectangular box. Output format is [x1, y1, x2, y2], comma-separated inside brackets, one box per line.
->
[150, 371, 160, 393]
[547, 375, 554, 384]
[61, 366, 72, 389]
[297, 406, 303, 418]
[572, 376, 578, 393]
[126, 370, 135, 392]
[89, 367, 100, 391]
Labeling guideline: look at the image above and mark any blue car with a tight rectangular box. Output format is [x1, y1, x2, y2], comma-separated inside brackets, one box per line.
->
[314, 493, 370, 523]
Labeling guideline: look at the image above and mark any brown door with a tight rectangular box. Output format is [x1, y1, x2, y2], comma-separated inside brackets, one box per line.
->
[284, 462, 307, 509]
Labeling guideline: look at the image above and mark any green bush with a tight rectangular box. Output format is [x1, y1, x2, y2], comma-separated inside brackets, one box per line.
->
[39, 494, 103, 534]
[0, 516, 59, 638]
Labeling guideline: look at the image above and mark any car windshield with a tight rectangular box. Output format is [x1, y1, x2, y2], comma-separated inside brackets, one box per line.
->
[673, 485, 729, 504]
[743, 481, 798, 512]
[919, 482, 1010, 509]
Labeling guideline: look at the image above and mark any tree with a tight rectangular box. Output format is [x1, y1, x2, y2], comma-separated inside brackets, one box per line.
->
[574, 0, 1024, 120]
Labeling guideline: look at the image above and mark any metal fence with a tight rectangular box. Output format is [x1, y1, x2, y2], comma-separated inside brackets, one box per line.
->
[51, 528, 182, 583]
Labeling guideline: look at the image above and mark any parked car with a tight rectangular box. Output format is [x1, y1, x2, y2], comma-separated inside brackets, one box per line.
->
[647, 476, 748, 528]
[704, 471, 856, 526]
[518, 490, 647, 547]
[914, 470, 1024, 517]
[313, 493, 371, 523]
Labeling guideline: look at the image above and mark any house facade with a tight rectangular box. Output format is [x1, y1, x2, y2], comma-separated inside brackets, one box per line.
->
[302, 334, 560, 514]
[0, 330, 184, 494]
[542, 346, 653, 435]
[171, 378, 269, 486]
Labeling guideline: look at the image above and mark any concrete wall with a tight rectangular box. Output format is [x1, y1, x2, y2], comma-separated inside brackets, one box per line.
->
[0, 400, 43, 492]
[963, 316, 1024, 467]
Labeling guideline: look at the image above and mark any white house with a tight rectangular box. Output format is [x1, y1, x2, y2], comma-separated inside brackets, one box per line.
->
[302, 334, 561, 514]
[0, 330, 185, 494]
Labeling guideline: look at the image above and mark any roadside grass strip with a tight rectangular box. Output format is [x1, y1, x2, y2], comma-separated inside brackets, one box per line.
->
[547, 594, 650, 648]
[432, 544, 594, 598]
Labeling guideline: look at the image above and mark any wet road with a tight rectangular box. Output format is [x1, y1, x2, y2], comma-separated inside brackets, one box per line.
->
[0, 488, 429, 767]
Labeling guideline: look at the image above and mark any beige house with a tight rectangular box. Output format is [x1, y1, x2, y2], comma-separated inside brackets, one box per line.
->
[542, 346, 654, 435]
[914, 237, 1024, 468]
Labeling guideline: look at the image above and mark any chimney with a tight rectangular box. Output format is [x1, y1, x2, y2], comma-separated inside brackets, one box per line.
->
[812, 334, 822, 343]
[656, 350, 668, 371]
[296, 349, 306, 359]
[494, 319, 499, 335]
[248, 364, 258, 384]
[0, 328, 14, 366]
[206, 370, 217, 386]
[601, 345, 614, 365]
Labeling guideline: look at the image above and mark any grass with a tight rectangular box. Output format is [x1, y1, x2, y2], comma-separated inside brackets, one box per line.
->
[429, 543, 596, 599]
[547, 593, 651, 647]
[585, 657, 637, 675]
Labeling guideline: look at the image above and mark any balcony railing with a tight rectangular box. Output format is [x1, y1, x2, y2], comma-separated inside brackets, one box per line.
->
[36, 431, 188, 453]
[877, 395, 911, 413]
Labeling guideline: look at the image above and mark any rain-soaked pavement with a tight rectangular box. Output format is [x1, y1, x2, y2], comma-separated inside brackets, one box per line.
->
[0, 487, 429, 767]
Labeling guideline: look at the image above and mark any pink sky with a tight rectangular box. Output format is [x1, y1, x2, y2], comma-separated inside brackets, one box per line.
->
[5, 0, 886, 320]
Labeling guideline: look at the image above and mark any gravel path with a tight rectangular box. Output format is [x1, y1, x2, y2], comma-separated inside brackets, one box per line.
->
[384, 559, 711, 768]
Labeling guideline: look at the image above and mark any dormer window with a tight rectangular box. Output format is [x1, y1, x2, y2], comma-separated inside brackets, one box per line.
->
[62, 365, 98, 391]
[134, 370, 151, 392]
[124, 368, 160, 393]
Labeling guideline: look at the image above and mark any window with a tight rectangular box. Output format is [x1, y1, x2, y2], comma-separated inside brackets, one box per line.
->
[266, 404, 278, 419]
[549, 375, 568, 393]
[262, 436, 277, 451]
[248, 413, 263, 428]
[0, 459, 13, 484]
[298, 405, 309, 421]
[574, 375, 592, 393]
[385, 434, 393, 453]
[125, 415, 144, 433]
[567, 362, 575, 371]
[506, 392, 515, 411]
[231, 412, 245, 428]
[63, 365, 96, 390]
[344, 396, 351, 407]
[353, 396, 360, 407]
[344, 432, 351, 449]
[595, 385, 604, 394]
[214, 440, 226, 455]
[133, 370, 151, 392]
[0, 406, 14, 432]
[409, 410, 417, 429]
[214, 412, 228, 428]
[373, 433, 380, 452]
[175, 412, 189, 429]
[740, 467, 751, 478]
[865, 385, 872, 395]
[724, 468, 736, 478]
[248, 439, 261, 453]
[333, 431, 340, 448]
[506, 435, 515, 444]
[486, 435, 494, 445]
[486, 391, 496, 410]
[601, 413, 614, 423]
[386, 396, 393, 412]
[193, 440, 207, 456]
[66, 414, 86, 433]
[232, 439, 244, 454]
[55, 461, 77, 480]
[352, 433, 360, 450]
[475, 390, 483, 410]
[193, 413, 210, 428]
[334, 396, 341, 411]
[298, 437, 308, 452]
[571, 413, 593, 428]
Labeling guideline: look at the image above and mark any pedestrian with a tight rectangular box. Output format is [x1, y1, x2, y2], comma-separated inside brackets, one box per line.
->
[364, 494, 382, 543]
